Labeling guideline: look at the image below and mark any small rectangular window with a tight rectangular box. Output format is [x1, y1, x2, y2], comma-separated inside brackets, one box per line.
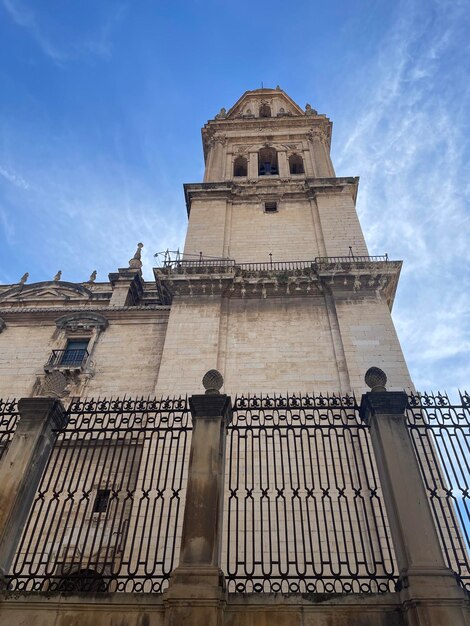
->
[264, 201, 278, 213]
[93, 489, 110, 513]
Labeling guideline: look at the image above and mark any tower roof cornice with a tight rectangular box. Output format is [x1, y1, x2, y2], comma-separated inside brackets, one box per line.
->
[226, 87, 305, 117]
[201, 88, 332, 162]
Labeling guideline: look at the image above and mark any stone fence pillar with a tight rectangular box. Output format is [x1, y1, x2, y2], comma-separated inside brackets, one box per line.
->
[165, 370, 232, 626]
[0, 397, 67, 581]
[360, 367, 469, 625]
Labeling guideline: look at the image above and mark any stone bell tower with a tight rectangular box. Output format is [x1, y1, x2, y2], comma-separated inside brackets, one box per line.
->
[154, 88, 412, 396]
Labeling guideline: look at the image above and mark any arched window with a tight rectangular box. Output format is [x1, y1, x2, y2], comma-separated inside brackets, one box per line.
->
[58, 568, 107, 593]
[233, 156, 248, 177]
[289, 154, 305, 175]
[258, 148, 278, 176]
[259, 104, 271, 118]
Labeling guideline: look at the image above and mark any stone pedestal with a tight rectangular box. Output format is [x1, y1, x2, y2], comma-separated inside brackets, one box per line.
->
[108, 268, 143, 306]
[360, 391, 469, 625]
[164, 393, 231, 626]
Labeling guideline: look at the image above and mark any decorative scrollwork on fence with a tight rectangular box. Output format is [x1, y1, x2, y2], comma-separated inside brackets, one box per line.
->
[0, 398, 19, 461]
[406, 391, 470, 591]
[224, 394, 397, 593]
[7, 396, 191, 593]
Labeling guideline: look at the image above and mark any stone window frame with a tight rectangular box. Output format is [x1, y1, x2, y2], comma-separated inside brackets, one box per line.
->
[54, 312, 108, 372]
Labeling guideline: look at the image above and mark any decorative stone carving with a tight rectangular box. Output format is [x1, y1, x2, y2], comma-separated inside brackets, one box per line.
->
[42, 371, 68, 398]
[202, 369, 224, 395]
[19, 272, 29, 285]
[88, 270, 97, 284]
[215, 107, 226, 119]
[53, 271, 62, 282]
[0, 281, 93, 304]
[214, 134, 227, 146]
[365, 367, 387, 392]
[55, 312, 108, 332]
[0, 317, 6, 333]
[305, 103, 317, 115]
[129, 243, 143, 270]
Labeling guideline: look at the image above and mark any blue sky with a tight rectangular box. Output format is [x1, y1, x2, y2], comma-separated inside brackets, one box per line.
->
[0, 0, 469, 393]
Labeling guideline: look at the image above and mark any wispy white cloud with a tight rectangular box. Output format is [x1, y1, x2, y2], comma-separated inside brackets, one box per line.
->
[1, 0, 127, 63]
[0, 164, 30, 189]
[335, 0, 470, 392]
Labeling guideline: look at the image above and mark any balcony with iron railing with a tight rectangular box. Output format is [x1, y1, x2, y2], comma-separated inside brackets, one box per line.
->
[156, 253, 390, 273]
[44, 349, 89, 372]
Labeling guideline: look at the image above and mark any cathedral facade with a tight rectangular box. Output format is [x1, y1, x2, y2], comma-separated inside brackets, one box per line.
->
[0, 89, 468, 626]
[0, 88, 411, 400]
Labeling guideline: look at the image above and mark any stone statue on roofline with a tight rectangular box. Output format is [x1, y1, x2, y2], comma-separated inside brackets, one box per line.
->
[305, 103, 317, 115]
[129, 243, 144, 270]
[88, 270, 97, 283]
[19, 272, 29, 285]
[53, 270, 62, 282]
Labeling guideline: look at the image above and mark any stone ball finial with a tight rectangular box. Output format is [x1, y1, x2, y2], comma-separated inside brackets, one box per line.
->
[202, 369, 224, 395]
[365, 367, 387, 393]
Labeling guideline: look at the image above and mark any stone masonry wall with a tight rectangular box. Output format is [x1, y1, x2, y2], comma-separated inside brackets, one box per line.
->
[335, 296, 413, 394]
[85, 314, 169, 396]
[0, 324, 55, 398]
[222, 297, 340, 394]
[225, 199, 320, 262]
[155, 296, 223, 395]
[0, 312, 170, 400]
[183, 198, 227, 259]
[315, 191, 369, 257]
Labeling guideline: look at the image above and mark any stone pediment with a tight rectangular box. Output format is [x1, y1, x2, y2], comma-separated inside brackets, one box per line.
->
[55, 311, 108, 331]
[0, 281, 93, 305]
[226, 88, 305, 119]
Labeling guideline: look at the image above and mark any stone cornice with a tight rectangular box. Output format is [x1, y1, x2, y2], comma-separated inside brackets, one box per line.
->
[0, 305, 171, 324]
[155, 260, 401, 308]
[202, 116, 332, 161]
[183, 177, 359, 215]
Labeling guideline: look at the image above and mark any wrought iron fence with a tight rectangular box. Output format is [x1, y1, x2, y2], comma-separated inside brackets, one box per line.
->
[223, 393, 398, 593]
[406, 391, 470, 591]
[7, 396, 191, 593]
[4, 390, 470, 595]
[0, 399, 19, 461]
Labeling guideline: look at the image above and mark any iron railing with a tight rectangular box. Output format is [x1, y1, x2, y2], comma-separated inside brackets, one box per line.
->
[223, 393, 397, 593]
[7, 396, 191, 593]
[45, 349, 89, 370]
[315, 255, 388, 265]
[160, 255, 389, 273]
[406, 391, 470, 591]
[5, 391, 469, 595]
[238, 260, 313, 272]
[0, 399, 19, 461]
